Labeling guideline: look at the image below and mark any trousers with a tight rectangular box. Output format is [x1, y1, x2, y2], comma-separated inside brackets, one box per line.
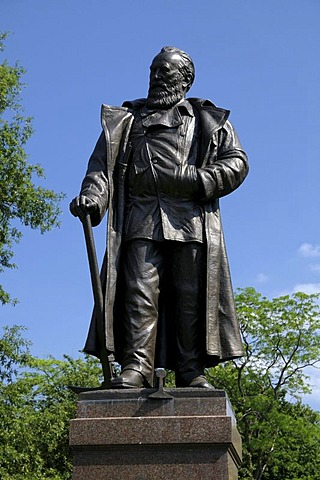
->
[121, 239, 206, 386]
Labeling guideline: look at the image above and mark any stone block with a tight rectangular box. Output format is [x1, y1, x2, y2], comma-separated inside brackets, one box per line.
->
[70, 388, 241, 480]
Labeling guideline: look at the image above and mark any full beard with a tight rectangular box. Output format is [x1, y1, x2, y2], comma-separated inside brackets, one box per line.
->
[146, 84, 185, 109]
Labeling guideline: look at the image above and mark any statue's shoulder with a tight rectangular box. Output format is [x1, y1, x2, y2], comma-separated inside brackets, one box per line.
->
[100, 99, 146, 124]
[101, 103, 131, 114]
[101, 99, 146, 115]
[187, 98, 230, 133]
[121, 98, 147, 111]
[187, 98, 230, 117]
[100, 103, 136, 131]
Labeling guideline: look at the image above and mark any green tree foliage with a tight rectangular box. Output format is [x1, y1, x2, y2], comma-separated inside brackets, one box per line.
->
[1, 290, 320, 479]
[0, 33, 64, 305]
[0, 325, 102, 480]
[208, 288, 320, 480]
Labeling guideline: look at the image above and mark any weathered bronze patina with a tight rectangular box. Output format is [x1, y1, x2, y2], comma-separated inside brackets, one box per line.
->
[70, 46, 248, 389]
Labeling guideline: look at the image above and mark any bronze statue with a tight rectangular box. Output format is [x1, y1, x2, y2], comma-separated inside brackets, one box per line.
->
[70, 46, 248, 389]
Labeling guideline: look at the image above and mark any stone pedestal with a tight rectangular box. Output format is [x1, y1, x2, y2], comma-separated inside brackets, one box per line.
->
[69, 388, 241, 480]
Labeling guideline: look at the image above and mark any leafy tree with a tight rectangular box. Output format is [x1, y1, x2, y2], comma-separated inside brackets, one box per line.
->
[208, 288, 320, 480]
[0, 33, 64, 305]
[0, 325, 102, 480]
[2, 289, 320, 479]
[267, 401, 320, 480]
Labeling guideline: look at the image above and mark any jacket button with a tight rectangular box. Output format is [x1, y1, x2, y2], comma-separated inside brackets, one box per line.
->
[152, 157, 158, 164]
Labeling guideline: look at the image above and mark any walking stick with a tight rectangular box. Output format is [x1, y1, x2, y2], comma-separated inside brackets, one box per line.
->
[81, 211, 114, 386]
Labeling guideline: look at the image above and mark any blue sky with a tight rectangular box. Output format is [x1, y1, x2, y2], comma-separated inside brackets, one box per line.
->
[2, 1, 320, 408]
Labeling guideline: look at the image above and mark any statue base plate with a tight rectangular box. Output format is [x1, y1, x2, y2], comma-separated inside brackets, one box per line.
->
[69, 388, 241, 480]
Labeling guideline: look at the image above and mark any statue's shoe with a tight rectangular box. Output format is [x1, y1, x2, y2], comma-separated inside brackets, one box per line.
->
[111, 369, 145, 389]
[188, 375, 215, 390]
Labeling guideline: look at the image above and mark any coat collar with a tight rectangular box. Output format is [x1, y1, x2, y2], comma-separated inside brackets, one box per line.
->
[140, 99, 193, 129]
[140, 98, 193, 117]
[122, 97, 229, 134]
[140, 106, 183, 129]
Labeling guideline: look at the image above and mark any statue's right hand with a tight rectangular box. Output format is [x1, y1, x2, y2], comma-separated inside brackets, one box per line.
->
[69, 195, 98, 219]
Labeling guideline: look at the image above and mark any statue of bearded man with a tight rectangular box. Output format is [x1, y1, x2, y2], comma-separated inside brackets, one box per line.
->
[70, 46, 248, 389]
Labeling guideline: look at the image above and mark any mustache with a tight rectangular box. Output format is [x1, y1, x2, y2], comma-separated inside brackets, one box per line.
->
[149, 76, 178, 92]
[149, 82, 169, 93]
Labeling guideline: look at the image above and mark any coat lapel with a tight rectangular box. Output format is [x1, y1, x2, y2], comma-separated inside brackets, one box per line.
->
[188, 98, 230, 166]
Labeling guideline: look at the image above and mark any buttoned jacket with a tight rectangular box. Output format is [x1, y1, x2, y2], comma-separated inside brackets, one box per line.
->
[125, 100, 203, 243]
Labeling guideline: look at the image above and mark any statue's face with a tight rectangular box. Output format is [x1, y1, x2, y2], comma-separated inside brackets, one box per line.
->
[146, 51, 187, 109]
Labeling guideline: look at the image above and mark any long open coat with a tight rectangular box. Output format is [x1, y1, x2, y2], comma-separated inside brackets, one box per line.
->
[80, 98, 248, 369]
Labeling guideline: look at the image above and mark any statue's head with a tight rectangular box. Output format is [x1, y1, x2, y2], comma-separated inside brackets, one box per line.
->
[146, 46, 195, 109]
